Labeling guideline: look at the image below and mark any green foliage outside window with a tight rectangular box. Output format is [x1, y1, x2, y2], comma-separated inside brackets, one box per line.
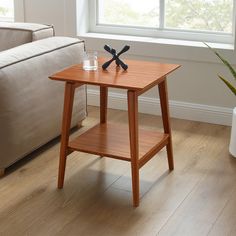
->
[100, 0, 233, 33]
[166, 0, 232, 33]
[0, 6, 8, 16]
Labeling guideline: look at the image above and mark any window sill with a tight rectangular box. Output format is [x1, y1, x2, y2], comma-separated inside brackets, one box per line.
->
[79, 32, 236, 64]
[0, 17, 14, 22]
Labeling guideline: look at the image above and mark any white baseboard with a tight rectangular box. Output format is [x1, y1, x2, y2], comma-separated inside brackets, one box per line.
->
[87, 89, 233, 126]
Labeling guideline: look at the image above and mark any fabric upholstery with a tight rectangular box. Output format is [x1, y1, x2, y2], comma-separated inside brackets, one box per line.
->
[0, 22, 54, 52]
[0, 36, 86, 169]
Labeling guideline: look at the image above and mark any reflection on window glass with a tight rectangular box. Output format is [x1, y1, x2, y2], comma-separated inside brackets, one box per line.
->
[0, 0, 14, 20]
[165, 0, 233, 33]
[98, 0, 159, 28]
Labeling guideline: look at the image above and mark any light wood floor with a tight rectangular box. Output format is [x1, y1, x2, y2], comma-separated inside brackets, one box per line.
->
[1, 106, 236, 236]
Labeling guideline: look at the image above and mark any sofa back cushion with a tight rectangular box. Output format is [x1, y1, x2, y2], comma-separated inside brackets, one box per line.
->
[0, 36, 84, 69]
[0, 22, 54, 52]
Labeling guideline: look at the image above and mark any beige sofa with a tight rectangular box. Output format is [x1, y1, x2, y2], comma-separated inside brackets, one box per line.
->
[0, 23, 86, 175]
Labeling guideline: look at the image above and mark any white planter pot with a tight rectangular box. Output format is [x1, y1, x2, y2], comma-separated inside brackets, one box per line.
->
[229, 107, 236, 157]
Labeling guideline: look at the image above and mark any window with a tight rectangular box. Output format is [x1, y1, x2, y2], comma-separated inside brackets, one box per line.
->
[0, 0, 14, 22]
[90, 0, 235, 44]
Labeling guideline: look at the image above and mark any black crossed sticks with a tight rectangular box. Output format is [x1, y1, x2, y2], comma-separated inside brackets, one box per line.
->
[102, 45, 130, 70]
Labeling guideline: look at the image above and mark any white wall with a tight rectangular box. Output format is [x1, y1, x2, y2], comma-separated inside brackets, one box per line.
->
[23, 0, 76, 36]
[21, 0, 236, 125]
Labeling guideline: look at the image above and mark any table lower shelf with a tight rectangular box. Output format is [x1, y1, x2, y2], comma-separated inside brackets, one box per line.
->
[68, 123, 169, 167]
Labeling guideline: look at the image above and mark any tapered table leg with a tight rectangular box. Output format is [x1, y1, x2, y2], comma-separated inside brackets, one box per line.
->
[100, 86, 108, 123]
[158, 79, 174, 170]
[58, 82, 75, 189]
[127, 90, 139, 207]
[99, 86, 108, 158]
[0, 168, 5, 177]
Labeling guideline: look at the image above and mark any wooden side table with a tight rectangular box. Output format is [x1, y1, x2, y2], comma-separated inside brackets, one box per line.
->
[50, 58, 180, 207]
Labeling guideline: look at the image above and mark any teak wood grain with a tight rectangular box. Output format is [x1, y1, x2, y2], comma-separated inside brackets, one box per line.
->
[68, 123, 169, 161]
[50, 58, 180, 206]
[100, 86, 108, 124]
[127, 90, 139, 207]
[50, 58, 180, 91]
[158, 79, 174, 170]
[57, 82, 75, 189]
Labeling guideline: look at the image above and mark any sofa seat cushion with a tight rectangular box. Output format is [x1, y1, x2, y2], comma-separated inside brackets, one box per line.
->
[0, 22, 54, 51]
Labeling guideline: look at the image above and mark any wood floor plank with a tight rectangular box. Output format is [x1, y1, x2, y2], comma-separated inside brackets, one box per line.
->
[0, 106, 234, 236]
[207, 177, 236, 236]
[157, 126, 236, 236]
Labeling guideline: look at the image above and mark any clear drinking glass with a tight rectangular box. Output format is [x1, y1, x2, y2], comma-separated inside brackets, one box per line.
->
[83, 52, 98, 71]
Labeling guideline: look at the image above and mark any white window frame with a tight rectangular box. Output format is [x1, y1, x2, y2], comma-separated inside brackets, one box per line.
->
[89, 0, 236, 44]
[0, 16, 13, 22]
[14, 0, 25, 22]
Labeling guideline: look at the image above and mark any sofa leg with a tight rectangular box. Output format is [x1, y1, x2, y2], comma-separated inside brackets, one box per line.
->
[77, 121, 83, 129]
[0, 168, 5, 177]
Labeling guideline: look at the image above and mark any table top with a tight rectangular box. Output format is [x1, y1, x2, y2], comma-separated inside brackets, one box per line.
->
[50, 58, 180, 91]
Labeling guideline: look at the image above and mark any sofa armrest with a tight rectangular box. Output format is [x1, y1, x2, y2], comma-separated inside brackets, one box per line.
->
[0, 36, 86, 169]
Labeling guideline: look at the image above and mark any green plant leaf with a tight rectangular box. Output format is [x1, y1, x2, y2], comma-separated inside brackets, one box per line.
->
[204, 42, 236, 81]
[218, 75, 236, 96]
